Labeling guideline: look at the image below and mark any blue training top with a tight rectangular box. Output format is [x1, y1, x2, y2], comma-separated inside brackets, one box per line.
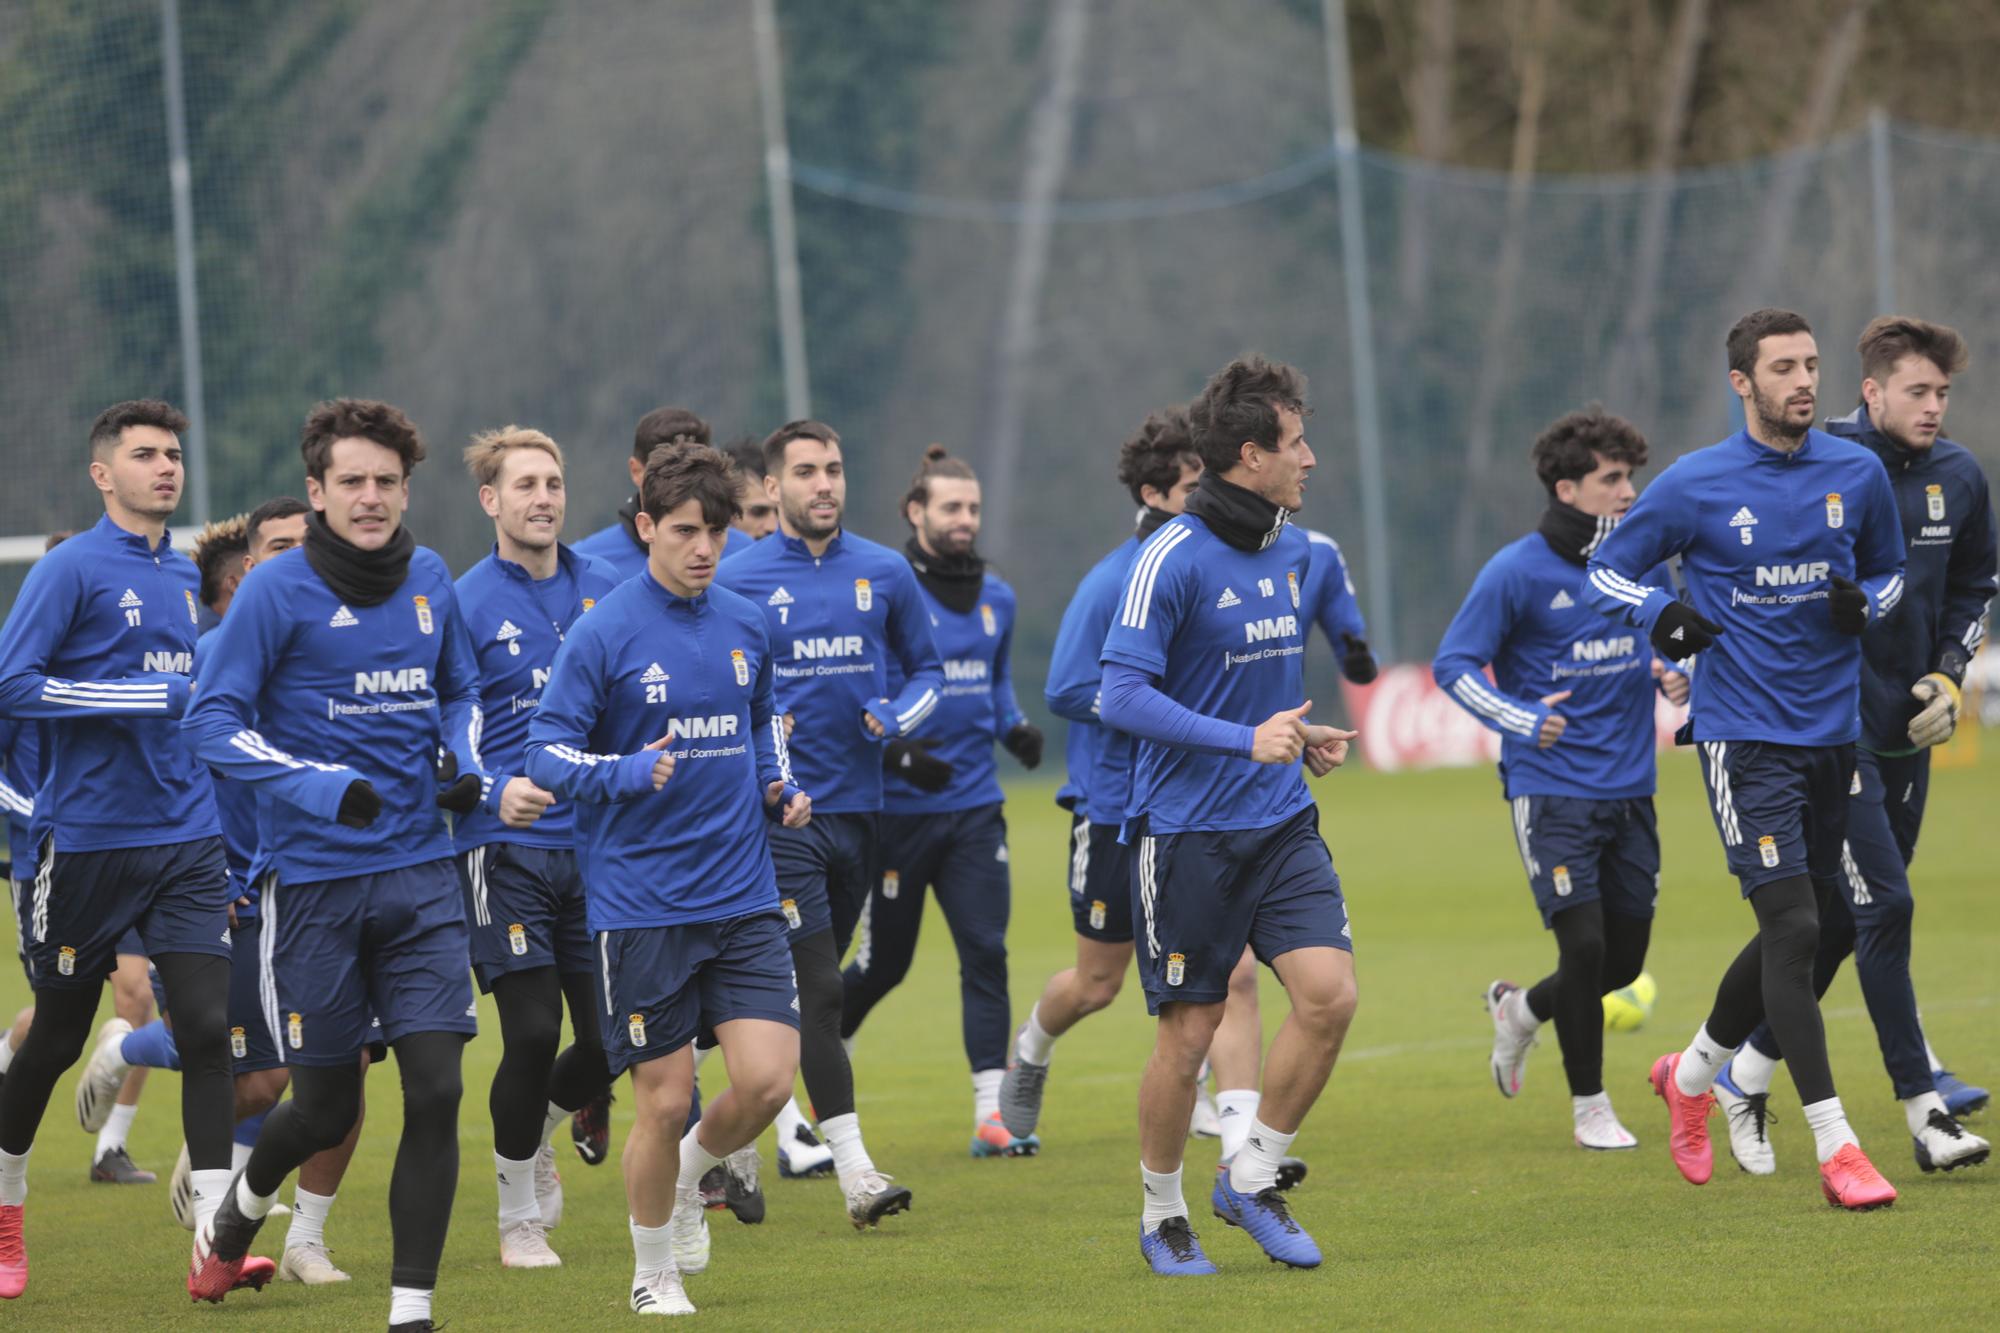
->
[881, 569, 1027, 815]
[1046, 535, 1141, 828]
[184, 544, 485, 886]
[1586, 429, 1905, 747]
[1821, 406, 1997, 755]
[1434, 533, 1663, 800]
[713, 529, 944, 815]
[1098, 513, 1316, 836]
[0, 514, 219, 852]
[452, 542, 621, 853]
[525, 570, 797, 930]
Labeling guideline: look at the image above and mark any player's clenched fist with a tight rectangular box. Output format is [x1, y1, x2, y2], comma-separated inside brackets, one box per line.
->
[642, 735, 677, 790]
[767, 780, 812, 828]
[497, 776, 557, 829]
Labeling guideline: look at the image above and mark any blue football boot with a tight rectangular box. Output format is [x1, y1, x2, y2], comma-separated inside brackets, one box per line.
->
[1212, 1165, 1321, 1268]
[1140, 1217, 1219, 1276]
[1933, 1069, 1989, 1118]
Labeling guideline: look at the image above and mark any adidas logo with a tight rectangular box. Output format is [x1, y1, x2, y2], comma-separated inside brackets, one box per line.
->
[1219, 1106, 1241, 1117]
[640, 662, 669, 684]
[1549, 589, 1575, 610]
[1216, 587, 1242, 609]
[768, 587, 794, 607]
[1669, 626, 1685, 642]
[495, 619, 523, 642]
[328, 605, 359, 628]
[1729, 506, 1758, 527]
[1247, 1136, 1265, 1151]
[118, 588, 143, 608]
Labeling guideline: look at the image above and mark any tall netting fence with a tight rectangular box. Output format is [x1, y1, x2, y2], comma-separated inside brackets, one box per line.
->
[4, 0, 1997, 712]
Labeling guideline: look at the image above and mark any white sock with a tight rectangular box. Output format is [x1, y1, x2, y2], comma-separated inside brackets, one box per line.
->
[1229, 1117, 1298, 1194]
[775, 1095, 814, 1144]
[95, 1101, 138, 1158]
[1674, 1025, 1733, 1098]
[230, 1141, 253, 1173]
[233, 1173, 277, 1222]
[286, 1186, 334, 1250]
[630, 1217, 675, 1275]
[1729, 1044, 1779, 1096]
[674, 1125, 723, 1196]
[1571, 1091, 1611, 1119]
[496, 1151, 540, 1226]
[1802, 1096, 1859, 1163]
[1216, 1089, 1261, 1161]
[388, 1286, 432, 1326]
[1140, 1161, 1186, 1232]
[189, 1168, 232, 1235]
[972, 1069, 1003, 1122]
[0, 1032, 14, 1077]
[1903, 1089, 1948, 1137]
[1018, 1006, 1056, 1065]
[0, 1147, 28, 1207]
[818, 1112, 874, 1191]
[541, 1100, 569, 1148]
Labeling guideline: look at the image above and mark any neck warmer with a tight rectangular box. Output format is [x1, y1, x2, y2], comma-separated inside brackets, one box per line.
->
[616, 493, 645, 551]
[1537, 500, 1618, 567]
[1182, 473, 1292, 552]
[1135, 505, 1176, 541]
[304, 508, 416, 607]
[905, 536, 985, 615]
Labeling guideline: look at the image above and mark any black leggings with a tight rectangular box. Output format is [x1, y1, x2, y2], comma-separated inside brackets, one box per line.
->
[246, 1030, 465, 1290]
[1524, 904, 1651, 1097]
[0, 952, 233, 1168]
[1702, 874, 1837, 1105]
[791, 929, 853, 1122]
[488, 967, 610, 1161]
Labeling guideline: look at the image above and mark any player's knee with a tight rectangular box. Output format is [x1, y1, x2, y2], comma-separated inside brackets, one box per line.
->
[293, 1079, 364, 1151]
[234, 1067, 288, 1119]
[1156, 1003, 1224, 1071]
[795, 954, 845, 1025]
[1075, 969, 1123, 1015]
[168, 1003, 232, 1075]
[400, 1059, 463, 1125]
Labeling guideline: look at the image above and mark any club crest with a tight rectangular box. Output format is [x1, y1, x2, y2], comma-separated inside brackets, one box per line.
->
[1825, 493, 1844, 529]
[413, 594, 434, 634]
[854, 578, 873, 612]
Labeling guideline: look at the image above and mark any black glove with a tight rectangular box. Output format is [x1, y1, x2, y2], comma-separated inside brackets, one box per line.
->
[337, 779, 383, 830]
[1649, 601, 1723, 659]
[1339, 634, 1379, 685]
[1827, 575, 1869, 636]
[434, 748, 481, 815]
[1002, 721, 1044, 770]
[883, 738, 953, 793]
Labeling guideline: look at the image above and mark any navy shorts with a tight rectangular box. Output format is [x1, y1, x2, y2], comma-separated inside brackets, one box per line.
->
[226, 917, 282, 1073]
[459, 843, 595, 991]
[1697, 741, 1855, 893]
[23, 836, 231, 990]
[259, 858, 476, 1066]
[767, 811, 876, 948]
[1833, 748, 1927, 920]
[1133, 804, 1351, 1015]
[1065, 814, 1134, 944]
[1507, 795, 1659, 927]
[598, 912, 800, 1076]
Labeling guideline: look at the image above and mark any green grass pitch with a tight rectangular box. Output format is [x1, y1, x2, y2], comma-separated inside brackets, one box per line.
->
[3, 746, 1992, 1327]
